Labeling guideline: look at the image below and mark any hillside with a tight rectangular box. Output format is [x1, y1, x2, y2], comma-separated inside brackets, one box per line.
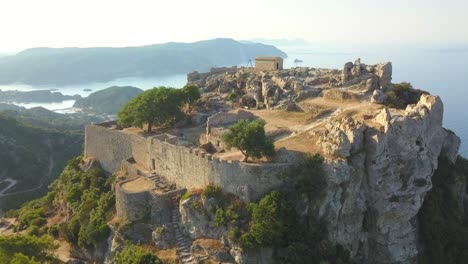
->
[0, 38, 287, 85]
[0, 106, 104, 131]
[0, 90, 81, 103]
[0, 114, 84, 210]
[3, 59, 467, 264]
[73, 86, 143, 115]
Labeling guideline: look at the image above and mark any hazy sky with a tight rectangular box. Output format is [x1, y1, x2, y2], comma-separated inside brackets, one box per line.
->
[0, 0, 467, 52]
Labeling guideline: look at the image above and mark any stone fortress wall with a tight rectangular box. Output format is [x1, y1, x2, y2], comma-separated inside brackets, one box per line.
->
[85, 122, 292, 202]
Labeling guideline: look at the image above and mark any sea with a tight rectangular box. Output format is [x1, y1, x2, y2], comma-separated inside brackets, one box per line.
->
[0, 46, 466, 156]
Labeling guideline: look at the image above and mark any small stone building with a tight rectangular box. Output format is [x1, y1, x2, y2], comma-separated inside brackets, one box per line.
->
[255, 57, 283, 71]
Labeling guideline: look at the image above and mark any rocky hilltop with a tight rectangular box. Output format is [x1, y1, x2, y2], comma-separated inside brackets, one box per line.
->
[182, 60, 461, 263]
[4, 59, 465, 264]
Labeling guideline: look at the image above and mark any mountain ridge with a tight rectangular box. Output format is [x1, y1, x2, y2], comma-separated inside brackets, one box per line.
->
[0, 38, 287, 85]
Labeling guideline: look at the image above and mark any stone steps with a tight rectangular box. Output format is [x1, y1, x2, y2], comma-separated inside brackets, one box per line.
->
[145, 173, 176, 194]
[171, 200, 195, 264]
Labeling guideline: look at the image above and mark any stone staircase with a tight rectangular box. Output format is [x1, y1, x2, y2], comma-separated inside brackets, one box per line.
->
[147, 172, 176, 193]
[171, 199, 195, 264]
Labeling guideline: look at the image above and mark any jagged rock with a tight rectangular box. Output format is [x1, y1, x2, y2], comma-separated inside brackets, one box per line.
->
[343, 62, 354, 82]
[375, 108, 391, 130]
[240, 95, 257, 108]
[317, 117, 366, 158]
[371, 89, 387, 104]
[152, 225, 174, 249]
[324, 89, 357, 101]
[271, 99, 298, 111]
[120, 223, 153, 244]
[179, 196, 225, 240]
[376, 62, 392, 91]
[366, 75, 379, 91]
[313, 94, 461, 264]
[190, 60, 393, 109]
[441, 129, 461, 163]
[229, 246, 273, 264]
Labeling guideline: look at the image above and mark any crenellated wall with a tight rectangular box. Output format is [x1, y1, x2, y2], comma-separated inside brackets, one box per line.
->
[85, 124, 292, 202]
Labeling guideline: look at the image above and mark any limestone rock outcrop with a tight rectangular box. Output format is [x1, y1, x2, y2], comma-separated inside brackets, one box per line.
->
[188, 59, 391, 109]
[179, 196, 226, 240]
[310, 94, 461, 264]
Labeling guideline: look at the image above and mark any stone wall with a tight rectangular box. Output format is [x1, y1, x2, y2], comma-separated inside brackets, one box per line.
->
[115, 178, 151, 222]
[205, 110, 257, 134]
[85, 125, 150, 173]
[255, 57, 283, 71]
[149, 138, 290, 201]
[85, 124, 292, 202]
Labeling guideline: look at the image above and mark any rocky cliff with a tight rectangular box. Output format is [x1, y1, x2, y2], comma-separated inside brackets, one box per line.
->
[184, 59, 462, 263]
[81, 59, 464, 264]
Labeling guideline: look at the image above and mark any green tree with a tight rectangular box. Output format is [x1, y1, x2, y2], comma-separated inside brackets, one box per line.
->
[0, 235, 60, 264]
[117, 87, 188, 133]
[238, 191, 298, 249]
[181, 84, 200, 106]
[114, 245, 161, 264]
[222, 119, 275, 162]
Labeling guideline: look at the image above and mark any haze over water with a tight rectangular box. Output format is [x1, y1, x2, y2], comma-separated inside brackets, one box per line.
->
[281, 45, 468, 157]
[1, 45, 467, 157]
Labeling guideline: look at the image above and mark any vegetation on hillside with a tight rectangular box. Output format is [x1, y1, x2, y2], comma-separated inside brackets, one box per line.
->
[118, 85, 199, 132]
[222, 119, 275, 162]
[113, 245, 161, 264]
[385, 82, 428, 109]
[0, 107, 104, 131]
[73, 86, 143, 115]
[9, 156, 115, 251]
[203, 155, 351, 263]
[0, 114, 83, 210]
[0, 38, 286, 85]
[0, 235, 61, 264]
[418, 156, 468, 264]
[0, 89, 79, 103]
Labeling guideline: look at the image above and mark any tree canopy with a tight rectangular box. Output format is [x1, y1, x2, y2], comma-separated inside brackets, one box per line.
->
[0, 235, 61, 264]
[114, 245, 161, 264]
[222, 119, 275, 162]
[117, 85, 199, 133]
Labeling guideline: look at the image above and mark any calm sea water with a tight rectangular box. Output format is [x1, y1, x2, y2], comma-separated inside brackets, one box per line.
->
[0, 47, 466, 156]
[0, 74, 188, 110]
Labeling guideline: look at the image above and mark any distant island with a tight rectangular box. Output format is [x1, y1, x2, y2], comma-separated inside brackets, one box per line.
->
[0, 89, 81, 103]
[74, 86, 143, 115]
[0, 38, 287, 85]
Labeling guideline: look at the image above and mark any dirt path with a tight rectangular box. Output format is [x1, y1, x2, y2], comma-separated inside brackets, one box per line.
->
[0, 178, 18, 197]
[0, 138, 55, 197]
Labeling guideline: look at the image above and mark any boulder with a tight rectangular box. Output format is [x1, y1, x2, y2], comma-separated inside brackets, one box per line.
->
[376, 62, 392, 90]
[240, 95, 257, 109]
[152, 225, 174, 249]
[371, 89, 387, 104]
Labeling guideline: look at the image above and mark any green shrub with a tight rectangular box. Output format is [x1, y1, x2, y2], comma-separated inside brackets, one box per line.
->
[293, 154, 327, 202]
[181, 190, 192, 201]
[239, 191, 298, 249]
[384, 82, 426, 109]
[202, 185, 225, 202]
[222, 119, 275, 162]
[114, 245, 161, 264]
[227, 93, 237, 101]
[12, 156, 115, 250]
[418, 156, 468, 264]
[154, 225, 167, 235]
[215, 208, 227, 227]
[0, 235, 60, 264]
